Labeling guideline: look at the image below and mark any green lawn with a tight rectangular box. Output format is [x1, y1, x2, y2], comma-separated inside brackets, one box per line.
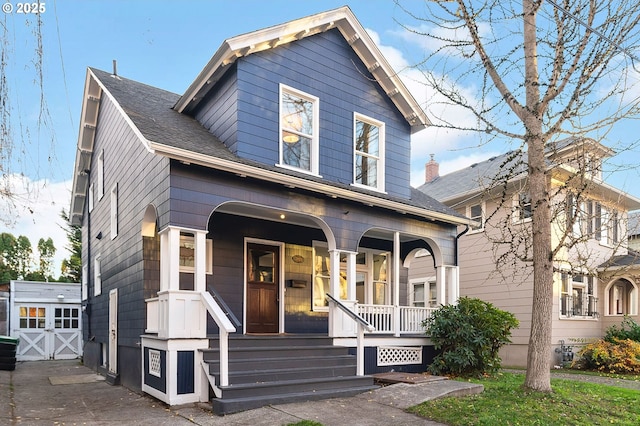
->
[408, 372, 640, 425]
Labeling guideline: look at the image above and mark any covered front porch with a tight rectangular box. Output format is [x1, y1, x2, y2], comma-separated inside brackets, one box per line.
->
[139, 199, 461, 408]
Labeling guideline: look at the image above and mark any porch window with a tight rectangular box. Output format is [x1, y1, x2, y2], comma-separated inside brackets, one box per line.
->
[279, 85, 318, 174]
[560, 272, 597, 318]
[372, 253, 388, 305]
[353, 113, 385, 191]
[19, 306, 46, 329]
[606, 280, 638, 316]
[313, 245, 332, 310]
[178, 234, 213, 274]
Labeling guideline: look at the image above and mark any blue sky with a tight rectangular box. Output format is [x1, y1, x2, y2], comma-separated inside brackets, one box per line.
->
[2, 0, 640, 275]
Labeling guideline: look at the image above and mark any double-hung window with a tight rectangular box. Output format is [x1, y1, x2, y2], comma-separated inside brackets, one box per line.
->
[279, 85, 318, 174]
[354, 113, 385, 191]
[469, 203, 484, 232]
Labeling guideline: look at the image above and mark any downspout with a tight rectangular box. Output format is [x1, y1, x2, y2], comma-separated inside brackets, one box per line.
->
[454, 225, 470, 265]
[83, 169, 93, 340]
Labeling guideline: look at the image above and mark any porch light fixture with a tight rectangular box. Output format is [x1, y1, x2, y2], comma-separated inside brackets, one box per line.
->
[57, 294, 64, 300]
[279, 214, 286, 220]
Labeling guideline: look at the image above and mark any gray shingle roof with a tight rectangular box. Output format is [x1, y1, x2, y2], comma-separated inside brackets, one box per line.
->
[416, 150, 527, 203]
[90, 68, 465, 222]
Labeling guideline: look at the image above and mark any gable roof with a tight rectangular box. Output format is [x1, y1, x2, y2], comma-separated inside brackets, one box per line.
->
[173, 6, 429, 133]
[69, 68, 468, 227]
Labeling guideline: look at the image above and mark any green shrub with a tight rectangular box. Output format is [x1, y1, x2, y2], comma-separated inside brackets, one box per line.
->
[604, 316, 640, 343]
[423, 297, 519, 377]
[572, 338, 640, 374]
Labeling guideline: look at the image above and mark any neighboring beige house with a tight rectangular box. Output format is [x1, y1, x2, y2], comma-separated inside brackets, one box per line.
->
[414, 138, 640, 367]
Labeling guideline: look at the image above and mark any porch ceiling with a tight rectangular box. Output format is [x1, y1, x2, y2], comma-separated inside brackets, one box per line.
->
[215, 202, 320, 229]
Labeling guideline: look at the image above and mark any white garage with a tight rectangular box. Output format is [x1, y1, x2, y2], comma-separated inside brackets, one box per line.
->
[9, 280, 82, 361]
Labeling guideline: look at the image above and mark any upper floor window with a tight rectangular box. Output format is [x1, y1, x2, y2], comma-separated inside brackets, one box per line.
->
[94, 254, 102, 296]
[110, 184, 118, 239]
[513, 192, 532, 222]
[97, 150, 104, 200]
[353, 113, 385, 191]
[279, 85, 318, 174]
[469, 203, 484, 232]
[88, 183, 94, 213]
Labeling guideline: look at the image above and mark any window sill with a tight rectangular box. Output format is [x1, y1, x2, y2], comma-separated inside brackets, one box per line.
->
[350, 183, 387, 195]
[559, 315, 599, 321]
[276, 163, 322, 178]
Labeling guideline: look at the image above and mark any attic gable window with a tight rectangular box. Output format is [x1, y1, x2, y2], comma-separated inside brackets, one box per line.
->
[353, 113, 385, 191]
[279, 85, 319, 175]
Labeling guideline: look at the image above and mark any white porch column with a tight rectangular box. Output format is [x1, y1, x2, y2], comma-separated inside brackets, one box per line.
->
[159, 227, 181, 292]
[194, 230, 207, 293]
[345, 251, 356, 301]
[393, 232, 401, 337]
[437, 265, 446, 305]
[446, 266, 460, 305]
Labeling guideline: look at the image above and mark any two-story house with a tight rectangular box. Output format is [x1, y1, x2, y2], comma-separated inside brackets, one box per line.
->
[415, 137, 640, 368]
[69, 7, 471, 414]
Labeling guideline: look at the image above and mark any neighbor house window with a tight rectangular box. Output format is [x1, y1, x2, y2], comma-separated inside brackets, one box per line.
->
[354, 113, 385, 191]
[279, 85, 318, 174]
[94, 254, 102, 296]
[469, 203, 484, 232]
[516, 192, 532, 221]
[606, 280, 638, 316]
[178, 234, 213, 274]
[110, 184, 118, 239]
[560, 272, 597, 318]
[410, 278, 437, 308]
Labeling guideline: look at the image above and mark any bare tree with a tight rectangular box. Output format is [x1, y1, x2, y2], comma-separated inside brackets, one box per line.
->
[399, 0, 640, 391]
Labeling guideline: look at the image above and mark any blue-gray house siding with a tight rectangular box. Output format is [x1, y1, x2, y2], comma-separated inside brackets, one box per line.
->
[193, 29, 412, 199]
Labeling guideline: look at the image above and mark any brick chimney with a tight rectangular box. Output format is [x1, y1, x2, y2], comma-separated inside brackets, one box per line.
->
[425, 154, 439, 183]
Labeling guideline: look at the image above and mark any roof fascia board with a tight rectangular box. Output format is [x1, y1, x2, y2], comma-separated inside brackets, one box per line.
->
[149, 141, 470, 226]
[173, 7, 429, 132]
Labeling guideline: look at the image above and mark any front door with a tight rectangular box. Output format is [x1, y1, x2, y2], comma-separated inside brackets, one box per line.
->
[246, 243, 279, 333]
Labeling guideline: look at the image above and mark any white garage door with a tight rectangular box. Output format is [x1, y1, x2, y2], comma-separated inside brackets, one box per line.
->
[14, 304, 82, 361]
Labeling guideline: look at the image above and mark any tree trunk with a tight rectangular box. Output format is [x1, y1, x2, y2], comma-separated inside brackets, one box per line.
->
[522, 0, 552, 392]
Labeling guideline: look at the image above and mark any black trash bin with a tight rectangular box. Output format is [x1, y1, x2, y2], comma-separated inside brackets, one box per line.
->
[0, 335, 19, 371]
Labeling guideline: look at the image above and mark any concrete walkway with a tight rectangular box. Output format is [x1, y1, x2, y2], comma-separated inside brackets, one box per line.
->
[0, 360, 483, 425]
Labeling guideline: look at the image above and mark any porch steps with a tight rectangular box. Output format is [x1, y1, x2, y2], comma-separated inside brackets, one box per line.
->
[202, 335, 378, 415]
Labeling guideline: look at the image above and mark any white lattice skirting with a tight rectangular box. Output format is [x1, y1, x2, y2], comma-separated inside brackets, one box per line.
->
[377, 346, 422, 366]
[148, 349, 162, 377]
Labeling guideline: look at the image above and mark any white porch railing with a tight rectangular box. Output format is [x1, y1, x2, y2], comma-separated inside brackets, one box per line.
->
[357, 304, 435, 335]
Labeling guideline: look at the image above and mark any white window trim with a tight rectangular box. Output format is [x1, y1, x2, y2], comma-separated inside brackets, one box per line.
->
[97, 150, 104, 200]
[467, 202, 485, 233]
[409, 277, 437, 308]
[352, 112, 385, 193]
[82, 264, 88, 301]
[559, 271, 597, 319]
[110, 183, 118, 240]
[88, 183, 94, 213]
[312, 242, 391, 311]
[277, 84, 320, 176]
[179, 234, 213, 275]
[94, 254, 102, 297]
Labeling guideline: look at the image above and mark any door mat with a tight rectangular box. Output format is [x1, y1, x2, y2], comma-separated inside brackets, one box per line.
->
[49, 374, 106, 385]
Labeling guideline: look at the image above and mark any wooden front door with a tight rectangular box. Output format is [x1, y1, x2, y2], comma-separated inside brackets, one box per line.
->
[246, 243, 279, 333]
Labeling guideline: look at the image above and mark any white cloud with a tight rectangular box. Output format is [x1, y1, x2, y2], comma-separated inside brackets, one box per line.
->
[0, 175, 72, 279]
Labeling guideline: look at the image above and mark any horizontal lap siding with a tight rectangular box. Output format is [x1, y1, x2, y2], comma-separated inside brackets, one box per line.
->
[233, 29, 411, 198]
[83, 93, 170, 390]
